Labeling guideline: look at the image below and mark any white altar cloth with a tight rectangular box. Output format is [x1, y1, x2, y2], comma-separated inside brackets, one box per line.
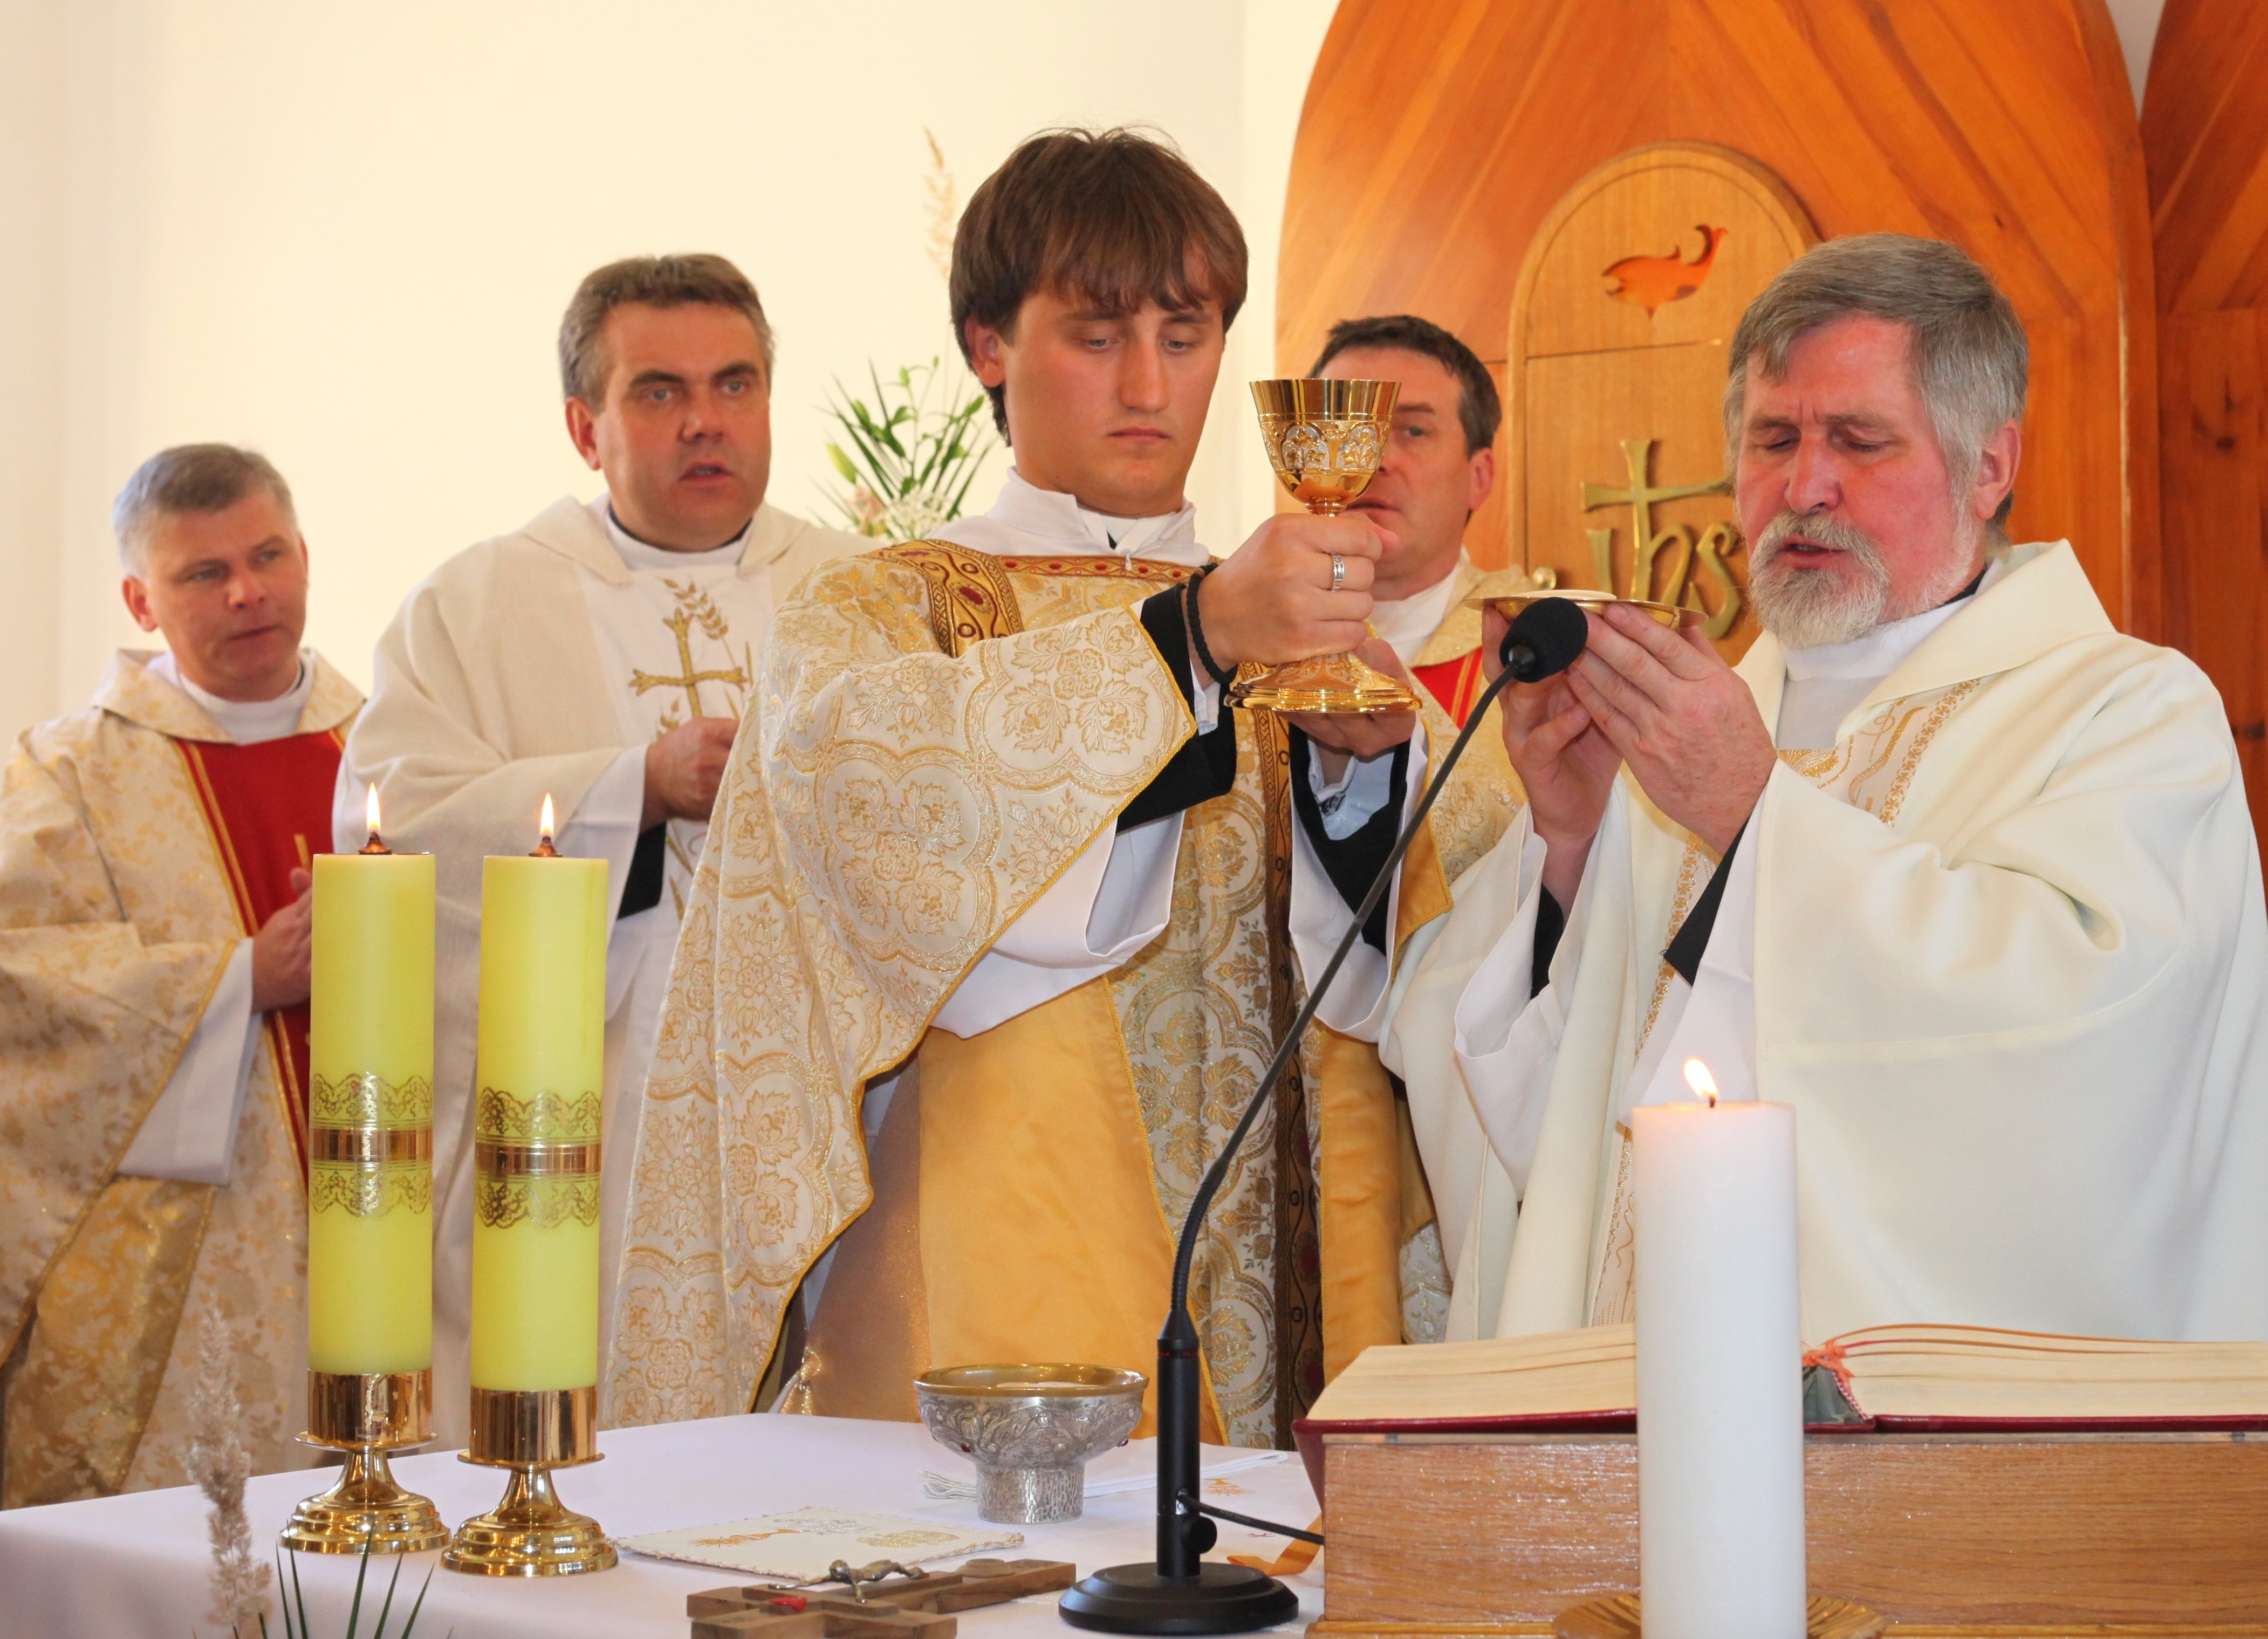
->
[0, 1414, 1323, 1638]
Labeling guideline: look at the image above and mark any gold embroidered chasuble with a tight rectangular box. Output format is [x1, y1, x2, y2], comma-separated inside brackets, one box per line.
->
[610, 541, 1517, 1445]
[0, 651, 362, 1505]
[1389, 541, 2268, 1350]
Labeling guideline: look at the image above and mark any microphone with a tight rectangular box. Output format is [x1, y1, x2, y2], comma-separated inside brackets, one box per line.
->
[1498, 594, 1589, 684]
[1060, 598, 1592, 1635]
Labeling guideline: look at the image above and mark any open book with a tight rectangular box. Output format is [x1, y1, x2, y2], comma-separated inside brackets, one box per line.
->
[1296, 1321, 2268, 1472]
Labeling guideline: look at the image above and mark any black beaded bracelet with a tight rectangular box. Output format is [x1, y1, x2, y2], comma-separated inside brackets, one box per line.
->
[1185, 564, 1235, 689]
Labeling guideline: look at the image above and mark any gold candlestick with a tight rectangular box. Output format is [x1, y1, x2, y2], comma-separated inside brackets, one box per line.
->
[1229, 378, 1421, 715]
[278, 1369, 448, 1554]
[442, 1386, 615, 1576]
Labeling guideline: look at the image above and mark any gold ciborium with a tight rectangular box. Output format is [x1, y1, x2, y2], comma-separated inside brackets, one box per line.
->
[278, 1368, 449, 1554]
[1229, 378, 1421, 715]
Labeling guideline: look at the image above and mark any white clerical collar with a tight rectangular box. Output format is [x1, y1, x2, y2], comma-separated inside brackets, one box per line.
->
[147, 649, 314, 745]
[594, 496, 750, 572]
[1368, 552, 1469, 668]
[1774, 557, 2005, 749]
[988, 469, 1204, 564]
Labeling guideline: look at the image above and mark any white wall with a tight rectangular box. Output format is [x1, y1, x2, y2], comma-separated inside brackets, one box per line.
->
[0, 0, 2175, 740]
[0, 0, 1337, 739]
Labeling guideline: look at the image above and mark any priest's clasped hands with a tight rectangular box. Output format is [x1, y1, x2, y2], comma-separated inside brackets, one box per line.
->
[1486, 601, 1778, 904]
[1197, 510, 1419, 760]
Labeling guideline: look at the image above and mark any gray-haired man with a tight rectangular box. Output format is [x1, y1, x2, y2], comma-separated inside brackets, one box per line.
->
[1, 444, 360, 1504]
[1389, 234, 2268, 1349]
[335, 255, 863, 1436]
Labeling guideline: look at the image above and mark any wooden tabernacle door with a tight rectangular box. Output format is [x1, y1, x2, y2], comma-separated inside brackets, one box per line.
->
[1278, 0, 2160, 644]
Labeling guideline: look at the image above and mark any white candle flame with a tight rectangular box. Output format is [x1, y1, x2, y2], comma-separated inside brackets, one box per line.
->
[539, 792, 556, 842]
[365, 783, 382, 838]
[1683, 1058, 1719, 1107]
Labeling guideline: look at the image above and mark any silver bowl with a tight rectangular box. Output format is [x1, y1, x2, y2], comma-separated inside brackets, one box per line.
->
[914, 1363, 1147, 1524]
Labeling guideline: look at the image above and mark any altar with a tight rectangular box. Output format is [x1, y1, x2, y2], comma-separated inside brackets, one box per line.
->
[0, 1416, 1323, 1639]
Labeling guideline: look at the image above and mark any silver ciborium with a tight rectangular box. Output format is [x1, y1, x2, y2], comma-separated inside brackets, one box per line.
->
[914, 1363, 1146, 1524]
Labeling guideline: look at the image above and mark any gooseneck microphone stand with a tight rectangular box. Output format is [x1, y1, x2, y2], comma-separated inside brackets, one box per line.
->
[1060, 598, 1591, 1635]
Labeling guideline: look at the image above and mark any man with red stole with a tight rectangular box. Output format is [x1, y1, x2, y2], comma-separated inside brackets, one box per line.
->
[611, 131, 1520, 1445]
[1312, 315, 1526, 728]
[0, 444, 359, 1505]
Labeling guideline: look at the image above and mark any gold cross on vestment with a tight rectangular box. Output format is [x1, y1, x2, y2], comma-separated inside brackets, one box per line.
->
[631, 596, 750, 722]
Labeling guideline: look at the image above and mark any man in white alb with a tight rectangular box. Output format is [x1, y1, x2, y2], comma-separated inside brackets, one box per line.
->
[1387, 234, 2268, 1348]
[337, 255, 862, 1434]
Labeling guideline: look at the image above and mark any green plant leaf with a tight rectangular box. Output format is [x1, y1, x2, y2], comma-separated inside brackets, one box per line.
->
[344, 1532, 374, 1638]
[370, 1544, 406, 1638]
[402, 1565, 437, 1639]
[288, 1546, 309, 1639]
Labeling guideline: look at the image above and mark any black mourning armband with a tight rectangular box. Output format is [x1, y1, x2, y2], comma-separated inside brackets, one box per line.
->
[1120, 586, 1238, 831]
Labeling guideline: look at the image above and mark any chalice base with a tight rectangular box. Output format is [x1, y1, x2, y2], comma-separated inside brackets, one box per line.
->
[1226, 652, 1420, 715]
[278, 1445, 448, 1555]
[978, 1463, 1084, 1524]
[442, 1462, 616, 1577]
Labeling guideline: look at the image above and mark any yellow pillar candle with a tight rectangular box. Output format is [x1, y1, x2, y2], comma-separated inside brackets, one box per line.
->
[307, 839, 436, 1376]
[468, 835, 609, 1393]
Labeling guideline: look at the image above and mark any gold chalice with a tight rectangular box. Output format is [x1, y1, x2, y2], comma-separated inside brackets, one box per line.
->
[1228, 378, 1421, 715]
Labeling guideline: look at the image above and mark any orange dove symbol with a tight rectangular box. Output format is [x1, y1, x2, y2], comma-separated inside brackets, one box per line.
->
[1604, 225, 1728, 316]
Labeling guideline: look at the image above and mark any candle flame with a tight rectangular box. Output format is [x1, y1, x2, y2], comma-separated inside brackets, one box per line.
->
[357, 783, 392, 854]
[1683, 1058, 1719, 1107]
[530, 792, 561, 857]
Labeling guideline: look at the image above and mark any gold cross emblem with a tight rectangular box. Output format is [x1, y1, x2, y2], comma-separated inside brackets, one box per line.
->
[631, 580, 751, 723]
[1580, 438, 1745, 638]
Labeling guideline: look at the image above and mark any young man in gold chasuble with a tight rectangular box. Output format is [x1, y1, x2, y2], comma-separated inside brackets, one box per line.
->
[609, 129, 1519, 1445]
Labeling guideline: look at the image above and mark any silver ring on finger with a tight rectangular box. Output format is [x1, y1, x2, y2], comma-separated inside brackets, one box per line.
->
[1330, 553, 1346, 592]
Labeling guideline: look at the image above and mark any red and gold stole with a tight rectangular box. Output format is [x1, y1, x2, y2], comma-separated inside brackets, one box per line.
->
[1413, 648, 1485, 725]
[174, 730, 344, 1177]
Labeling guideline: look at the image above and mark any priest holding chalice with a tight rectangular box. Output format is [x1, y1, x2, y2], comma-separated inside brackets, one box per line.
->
[1387, 234, 2268, 1349]
[607, 127, 1519, 1443]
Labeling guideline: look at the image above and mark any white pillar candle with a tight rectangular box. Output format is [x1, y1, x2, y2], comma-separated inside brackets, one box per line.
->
[1634, 1060, 1806, 1638]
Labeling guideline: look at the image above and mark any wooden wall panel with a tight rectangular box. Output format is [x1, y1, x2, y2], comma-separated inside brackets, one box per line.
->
[1279, 0, 2158, 637]
[2144, 0, 2268, 831]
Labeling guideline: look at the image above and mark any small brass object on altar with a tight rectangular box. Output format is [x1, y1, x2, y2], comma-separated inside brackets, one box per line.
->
[685, 1557, 1076, 1639]
[441, 1384, 616, 1577]
[1230, 378, 1421, 716]
[279, 1368, 449, 1555]
[1553, 1592, 1885, 1639]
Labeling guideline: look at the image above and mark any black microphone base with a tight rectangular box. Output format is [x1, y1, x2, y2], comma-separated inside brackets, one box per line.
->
[1058, 1560, 1300, 1634]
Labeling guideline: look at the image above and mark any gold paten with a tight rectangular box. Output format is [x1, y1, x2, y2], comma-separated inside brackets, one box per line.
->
[443, 1385, 615, 1577]
[1554, 1593, 1885, 1638]
[279, 1368, 448, 1555]
[1464, 585, 1703, 630]
[1230, 379, 1422, 716]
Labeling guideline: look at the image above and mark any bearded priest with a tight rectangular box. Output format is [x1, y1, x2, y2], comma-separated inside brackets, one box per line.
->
[1388, 235, 2268, 1349]
[335, 255, 864, 1441]
[1, 445, 359, 1505]
[609, 129, 1518, 1445]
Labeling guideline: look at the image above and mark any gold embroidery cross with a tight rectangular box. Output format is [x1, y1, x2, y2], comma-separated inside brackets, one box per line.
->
[632, 581, 750, 721]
